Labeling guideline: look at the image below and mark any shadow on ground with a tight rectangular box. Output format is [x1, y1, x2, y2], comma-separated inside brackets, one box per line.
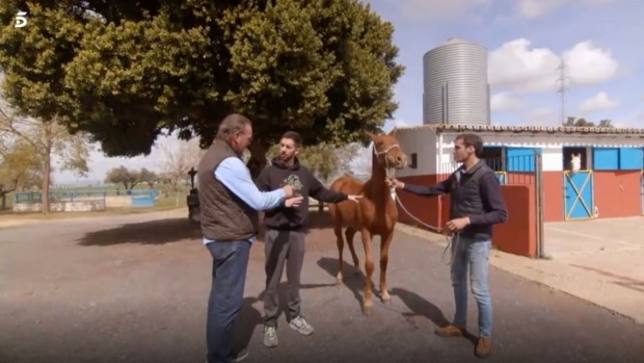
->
[78, 218, 200, 246]
[232, 281, 339, 351]
[317, 257, 365, 309]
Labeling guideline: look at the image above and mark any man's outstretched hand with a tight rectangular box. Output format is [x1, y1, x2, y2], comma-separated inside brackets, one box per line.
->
[284, 196, 304, 208]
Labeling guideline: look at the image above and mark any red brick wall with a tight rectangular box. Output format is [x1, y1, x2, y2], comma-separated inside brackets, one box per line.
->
[398, 176, 537, 257]
[594, 171, 642, 218]
[494, 185, 537, 257]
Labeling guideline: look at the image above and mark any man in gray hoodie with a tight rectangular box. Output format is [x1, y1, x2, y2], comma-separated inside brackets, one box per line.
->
[255, 131, 361, 348]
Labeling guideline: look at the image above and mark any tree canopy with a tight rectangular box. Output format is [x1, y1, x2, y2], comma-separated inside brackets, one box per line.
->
[0, 0, 403, 165]
[565, 117, 614, 128]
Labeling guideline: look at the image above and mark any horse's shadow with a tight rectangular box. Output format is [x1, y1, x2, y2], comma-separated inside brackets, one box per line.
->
[317, 257, 368, 309]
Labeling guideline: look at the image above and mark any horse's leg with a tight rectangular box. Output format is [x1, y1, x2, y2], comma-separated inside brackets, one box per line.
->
[379, 230, 394, 303]
[334, 224, 345, 284]
[345, 227, 360, 274]
[360, 228, 375, 315]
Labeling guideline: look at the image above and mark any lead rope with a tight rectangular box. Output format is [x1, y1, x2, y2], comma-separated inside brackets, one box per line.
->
[389, 180, 459, 266]
[374, 144, 458, 265]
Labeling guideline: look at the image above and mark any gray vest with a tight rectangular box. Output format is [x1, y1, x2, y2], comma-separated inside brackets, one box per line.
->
[197, 141, 258, 241]
[449, 161, 494, 240]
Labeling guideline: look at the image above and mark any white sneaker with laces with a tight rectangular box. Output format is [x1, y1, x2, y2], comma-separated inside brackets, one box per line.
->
[289, 316, 314, 336]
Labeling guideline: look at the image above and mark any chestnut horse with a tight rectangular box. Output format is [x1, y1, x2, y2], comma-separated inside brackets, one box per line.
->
[328, 132, 407, 315]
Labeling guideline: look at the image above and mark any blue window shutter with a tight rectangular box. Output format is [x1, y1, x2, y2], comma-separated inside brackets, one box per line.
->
[506, 148, 536, 172]
[618, 148, 643, 170]
[593, 148, 619, 170]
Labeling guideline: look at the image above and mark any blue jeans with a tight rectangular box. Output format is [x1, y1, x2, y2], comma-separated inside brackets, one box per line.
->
[206, 240, 251, 363]
[451, 236, 492, 337]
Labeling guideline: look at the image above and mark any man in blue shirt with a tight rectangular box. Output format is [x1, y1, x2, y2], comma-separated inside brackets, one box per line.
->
[197, 114, 303, 363]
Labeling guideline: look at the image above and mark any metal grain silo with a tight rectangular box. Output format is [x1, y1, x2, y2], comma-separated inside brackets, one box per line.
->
[423, 38, 490, 125]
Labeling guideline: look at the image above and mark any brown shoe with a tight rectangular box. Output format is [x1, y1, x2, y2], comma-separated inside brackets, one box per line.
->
[475, 336, 492, 359]
[435, 324, 464, 337]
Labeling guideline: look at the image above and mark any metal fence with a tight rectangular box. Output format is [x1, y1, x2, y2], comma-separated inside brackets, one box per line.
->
[13, 189, 158, 206]
[14, 191, 107, 204]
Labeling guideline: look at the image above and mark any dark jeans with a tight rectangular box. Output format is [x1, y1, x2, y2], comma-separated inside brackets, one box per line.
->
[263, 229, 306, 327]
[206, 240, 251, 363]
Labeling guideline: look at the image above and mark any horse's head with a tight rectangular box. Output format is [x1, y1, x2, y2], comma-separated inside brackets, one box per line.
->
[570, 153, 581, 173]
[367, 131, 407, 172]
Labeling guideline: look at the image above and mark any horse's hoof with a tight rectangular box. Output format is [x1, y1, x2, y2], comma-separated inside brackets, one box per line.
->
[362, 300, 373, 316]
[381, 294, 391, 304]
[336, 273, 343, 285]
[362, 306, 373, 316]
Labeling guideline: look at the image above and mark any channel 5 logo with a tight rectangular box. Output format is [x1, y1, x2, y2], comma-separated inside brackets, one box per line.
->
[15, 11, 28, 28]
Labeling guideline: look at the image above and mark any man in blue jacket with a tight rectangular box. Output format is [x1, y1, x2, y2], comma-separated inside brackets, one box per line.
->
[388, 133, 507, 359]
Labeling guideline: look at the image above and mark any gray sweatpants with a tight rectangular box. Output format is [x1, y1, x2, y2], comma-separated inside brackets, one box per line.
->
[263, 229, 306, 327]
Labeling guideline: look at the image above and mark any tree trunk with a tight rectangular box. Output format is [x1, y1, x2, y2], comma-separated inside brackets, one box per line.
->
[247, 142, 268, 179]
[1, 193, 6, 210]
[42, 151, 51, 214]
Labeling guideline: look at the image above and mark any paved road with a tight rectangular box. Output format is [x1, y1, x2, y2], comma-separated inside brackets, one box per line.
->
[1, 210, 643, 363]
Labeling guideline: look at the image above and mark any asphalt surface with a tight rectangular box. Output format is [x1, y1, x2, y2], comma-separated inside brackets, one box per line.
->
[1, 209, 643, 363]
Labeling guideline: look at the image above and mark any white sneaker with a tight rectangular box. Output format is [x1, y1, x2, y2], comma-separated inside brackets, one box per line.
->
[263, 326, 278, 348]
[289, 316, 314, 336]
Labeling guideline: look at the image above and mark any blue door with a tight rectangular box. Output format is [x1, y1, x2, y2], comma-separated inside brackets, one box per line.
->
[564, 171, 594, 220]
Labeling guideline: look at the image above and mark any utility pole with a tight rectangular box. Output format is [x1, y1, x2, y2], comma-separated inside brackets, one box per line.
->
[556, 60, 569, 126]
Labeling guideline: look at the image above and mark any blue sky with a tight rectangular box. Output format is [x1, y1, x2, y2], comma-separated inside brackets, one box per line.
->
[375, 0, 644, 130]
[56, 0, 644, 183]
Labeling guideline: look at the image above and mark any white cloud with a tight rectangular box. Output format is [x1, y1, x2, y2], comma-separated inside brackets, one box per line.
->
[563, 41, 618, 85]
[488, 39, 560, 92]
[489, 39, 618, 93]
[383, 118, 417, 132]
[579, 92, 618, 114]
[490, 92, 527, 112]
[381, 0, 490, 20]
[517, 0, 618, 18]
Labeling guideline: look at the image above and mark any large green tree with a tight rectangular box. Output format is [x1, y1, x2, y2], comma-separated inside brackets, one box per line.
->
[0, 0, 403, 175]
[104, 166, 140, 191]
